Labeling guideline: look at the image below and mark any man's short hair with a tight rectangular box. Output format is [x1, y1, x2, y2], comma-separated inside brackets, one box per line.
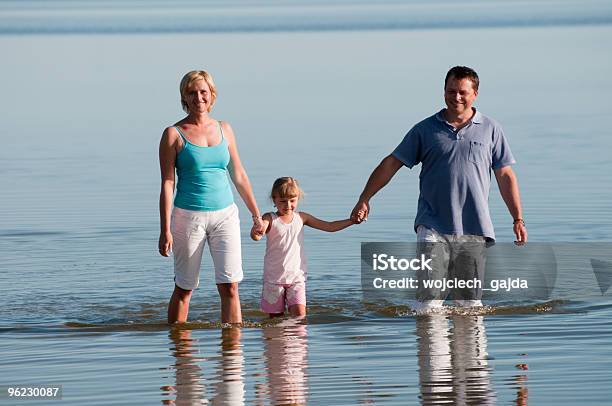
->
[444, 66, 479, 91]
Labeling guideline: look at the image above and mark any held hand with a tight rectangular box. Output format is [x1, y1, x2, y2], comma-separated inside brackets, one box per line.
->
[252, 217, 266, 235]
[351, 211, 366, 224]
[158, 231, 173, 257]
[250, 223, 264, 240]
[351, 199, 370, 224]
[513, 221, 527, 246]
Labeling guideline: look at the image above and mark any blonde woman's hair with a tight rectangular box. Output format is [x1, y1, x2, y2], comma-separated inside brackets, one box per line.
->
[270, 177, 304, 200]
[179, 70, 217, 113]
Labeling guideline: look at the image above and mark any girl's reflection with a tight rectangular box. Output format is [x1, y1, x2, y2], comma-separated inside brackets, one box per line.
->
[261, 320, 308, 405]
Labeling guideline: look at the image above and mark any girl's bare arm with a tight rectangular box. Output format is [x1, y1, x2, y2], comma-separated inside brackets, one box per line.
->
[300, 212, 356, 232]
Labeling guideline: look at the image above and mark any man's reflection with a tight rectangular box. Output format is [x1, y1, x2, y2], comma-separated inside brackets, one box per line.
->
[416, 315, 496, 405]
[261, 320, 308, 405]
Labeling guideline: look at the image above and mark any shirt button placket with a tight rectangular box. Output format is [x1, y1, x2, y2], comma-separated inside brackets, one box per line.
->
[458, 126, 466, 140]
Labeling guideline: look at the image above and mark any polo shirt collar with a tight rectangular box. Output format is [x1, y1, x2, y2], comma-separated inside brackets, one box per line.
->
[471, 108, 483, 124]
[436, 107, 483, 125]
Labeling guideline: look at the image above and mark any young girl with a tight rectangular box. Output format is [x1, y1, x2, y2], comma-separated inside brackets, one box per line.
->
[251, 177, 357, 318]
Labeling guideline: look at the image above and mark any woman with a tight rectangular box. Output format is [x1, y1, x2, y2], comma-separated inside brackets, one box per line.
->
[158, 70, 263, 324]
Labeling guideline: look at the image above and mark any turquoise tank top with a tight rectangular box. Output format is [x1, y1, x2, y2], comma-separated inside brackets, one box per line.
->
[173, 122, 234, 211]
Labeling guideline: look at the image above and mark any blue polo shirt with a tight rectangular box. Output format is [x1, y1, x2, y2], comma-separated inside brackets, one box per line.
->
[392, 108, 516, 240]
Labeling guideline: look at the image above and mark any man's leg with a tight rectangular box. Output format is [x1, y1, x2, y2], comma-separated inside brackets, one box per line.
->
[414, 226, 451, 312]
[451, 237, 487, 307]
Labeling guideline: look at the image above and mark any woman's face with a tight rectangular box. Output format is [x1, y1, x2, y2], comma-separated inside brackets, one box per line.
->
[184, 79, 212, 114]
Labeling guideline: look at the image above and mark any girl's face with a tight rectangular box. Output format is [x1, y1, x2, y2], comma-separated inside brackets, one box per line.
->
[273, 195, 299, 216]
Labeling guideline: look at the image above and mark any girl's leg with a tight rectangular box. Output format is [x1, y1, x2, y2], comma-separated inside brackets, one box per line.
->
[287, 281, 307, 318]
[217, 282, 242, 324]
[288, 304, 306, 318]
[168, 285, 193, 324]
[261, 282, 286, 318]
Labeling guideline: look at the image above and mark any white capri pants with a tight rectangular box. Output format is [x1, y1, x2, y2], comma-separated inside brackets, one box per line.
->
[171, 203, 243, 290]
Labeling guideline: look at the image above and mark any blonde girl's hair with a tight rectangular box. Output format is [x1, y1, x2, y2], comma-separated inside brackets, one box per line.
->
[270, 177, 304, 200]
[179, 70, 217, 113]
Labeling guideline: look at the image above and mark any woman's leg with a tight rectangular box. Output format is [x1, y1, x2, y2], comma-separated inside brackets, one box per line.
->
[217, 282, 242, 324]
[209, 205, 243, 324]
[170, 208, 205, 324]
[168, 285, 193, 324]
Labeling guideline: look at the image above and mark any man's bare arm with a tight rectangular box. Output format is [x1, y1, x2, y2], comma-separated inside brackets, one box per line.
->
[351, 155, 403, 222]
[494, 165, 527, 245]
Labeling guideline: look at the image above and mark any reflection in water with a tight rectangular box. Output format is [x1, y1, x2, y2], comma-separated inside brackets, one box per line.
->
[162, 327, 245, 405]
[513, 373, 529, 406]
[214, 328, 245, 405]
[162, 328, 207, 405]
[416, 315, 496, 405]
[260, 320, 308, 405]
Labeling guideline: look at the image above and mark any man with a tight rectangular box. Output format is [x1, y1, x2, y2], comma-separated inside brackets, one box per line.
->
[352, 66, 527, 310]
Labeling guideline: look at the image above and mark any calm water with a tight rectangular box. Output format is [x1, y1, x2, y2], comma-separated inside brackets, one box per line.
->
[1, 1, 612, 405]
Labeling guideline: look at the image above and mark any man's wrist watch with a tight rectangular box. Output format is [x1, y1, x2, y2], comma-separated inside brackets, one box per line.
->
[513, 218, 525, 225]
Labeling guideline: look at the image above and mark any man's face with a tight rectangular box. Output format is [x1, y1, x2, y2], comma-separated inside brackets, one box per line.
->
[444, 76, 478, 116]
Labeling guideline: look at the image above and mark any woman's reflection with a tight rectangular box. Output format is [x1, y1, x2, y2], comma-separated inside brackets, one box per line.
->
[213, 327, 245, 405]
[162, 327, 245, 405]
[163, 328, 207, 405]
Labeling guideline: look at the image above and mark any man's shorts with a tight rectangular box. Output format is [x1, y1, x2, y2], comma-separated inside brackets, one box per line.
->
[416, 225, 486, 303]
[260, 281, 306, 314]
[171, 203, 243, 290]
